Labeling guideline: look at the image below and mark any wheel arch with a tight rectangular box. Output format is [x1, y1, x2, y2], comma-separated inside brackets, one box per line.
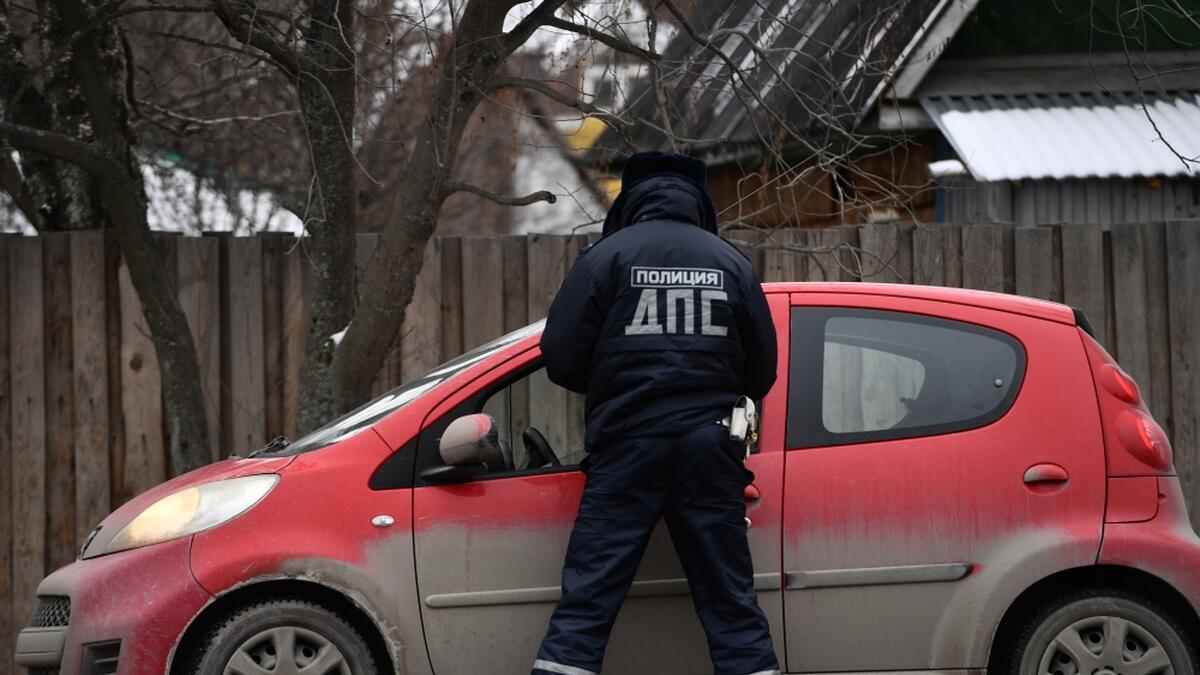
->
[985, 564, 1200, 674]
[168, 577, 398, 674]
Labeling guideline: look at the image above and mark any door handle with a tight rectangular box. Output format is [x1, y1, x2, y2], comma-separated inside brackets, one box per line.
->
[1024, 463, 1069, 485]
[744, 484, 761, 501]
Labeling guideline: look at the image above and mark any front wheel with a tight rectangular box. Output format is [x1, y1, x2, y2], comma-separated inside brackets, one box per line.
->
[191, 598, 378, 675]
[1011, 591, 1196, 675]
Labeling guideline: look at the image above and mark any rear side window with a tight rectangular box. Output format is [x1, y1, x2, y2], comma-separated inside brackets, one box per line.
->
[787, 307, 1025, 448]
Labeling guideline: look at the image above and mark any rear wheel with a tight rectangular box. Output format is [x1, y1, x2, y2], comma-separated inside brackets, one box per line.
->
[1011, 591, 1196, 675]
[191, 598, 377, 675]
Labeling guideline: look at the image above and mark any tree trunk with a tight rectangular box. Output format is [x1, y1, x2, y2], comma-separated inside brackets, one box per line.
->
[293, 0, 358, 435]
[332, 0, 560, 412]
[55, 0, 211, 472]
[0, 5, 98, 232]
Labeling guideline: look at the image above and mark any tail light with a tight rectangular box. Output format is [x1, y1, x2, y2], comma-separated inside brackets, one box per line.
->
[1114, 409, 1171, 471]
[1078, 329, 1173, 476]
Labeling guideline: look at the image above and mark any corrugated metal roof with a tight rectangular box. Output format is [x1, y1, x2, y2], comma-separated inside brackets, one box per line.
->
[922, 91, 1200, 181]
[595, 0, 944, 163]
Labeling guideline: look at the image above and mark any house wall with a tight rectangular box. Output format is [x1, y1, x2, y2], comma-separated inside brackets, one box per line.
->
[706, 135, 938, 229]
[942, 176, 1200, 226]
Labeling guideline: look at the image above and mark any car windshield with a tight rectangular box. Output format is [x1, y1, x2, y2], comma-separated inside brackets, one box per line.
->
[281, 320, 544, 454]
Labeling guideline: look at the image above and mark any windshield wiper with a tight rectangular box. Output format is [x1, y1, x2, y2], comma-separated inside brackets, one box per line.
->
[248, 435, 290, 458]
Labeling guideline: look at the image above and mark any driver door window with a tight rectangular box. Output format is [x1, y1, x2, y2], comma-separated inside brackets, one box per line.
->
[481, 366, 587, 472]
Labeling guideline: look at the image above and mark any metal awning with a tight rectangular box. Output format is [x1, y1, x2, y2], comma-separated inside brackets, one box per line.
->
[921, 92, 1200, 181]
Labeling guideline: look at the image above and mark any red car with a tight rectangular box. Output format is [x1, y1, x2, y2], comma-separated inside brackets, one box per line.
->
[16, 283, 1200, 675]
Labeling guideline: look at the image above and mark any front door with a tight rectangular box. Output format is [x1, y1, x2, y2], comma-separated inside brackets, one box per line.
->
[412, 347, 786, 674]
[782, 295, 1106, 671]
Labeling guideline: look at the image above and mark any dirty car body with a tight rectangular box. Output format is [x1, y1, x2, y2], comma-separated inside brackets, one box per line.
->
[15, 283, 1200, 675]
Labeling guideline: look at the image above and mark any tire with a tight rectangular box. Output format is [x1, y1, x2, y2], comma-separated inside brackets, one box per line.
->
[1008, 589, 1197, 675]
[190, 597, 378, 675]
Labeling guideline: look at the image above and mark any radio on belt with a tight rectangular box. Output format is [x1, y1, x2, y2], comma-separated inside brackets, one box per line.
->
[726, 396, 757, 445]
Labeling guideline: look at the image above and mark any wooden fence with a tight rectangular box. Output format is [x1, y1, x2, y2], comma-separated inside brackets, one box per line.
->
[1, 222, 1199, 670]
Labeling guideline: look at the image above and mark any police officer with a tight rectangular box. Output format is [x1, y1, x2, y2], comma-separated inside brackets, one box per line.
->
[532, 152, 780, 675]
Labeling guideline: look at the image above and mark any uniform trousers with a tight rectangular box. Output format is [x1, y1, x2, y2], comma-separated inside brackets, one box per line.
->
[532, 423, 780, 675]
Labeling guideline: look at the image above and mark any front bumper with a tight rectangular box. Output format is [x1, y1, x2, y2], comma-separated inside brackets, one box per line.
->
[15, 625, 68, 668]
[15, 536, 211, 674]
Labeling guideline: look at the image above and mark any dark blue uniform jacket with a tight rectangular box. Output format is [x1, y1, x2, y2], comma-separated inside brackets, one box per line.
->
[540, 173, 778, 451]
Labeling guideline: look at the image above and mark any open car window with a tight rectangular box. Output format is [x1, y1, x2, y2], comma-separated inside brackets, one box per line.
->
[283, 321, 544, 455]
[480, 365, 587, 473]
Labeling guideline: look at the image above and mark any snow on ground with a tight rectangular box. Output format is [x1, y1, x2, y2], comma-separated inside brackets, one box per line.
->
[0, 153, 304, 236]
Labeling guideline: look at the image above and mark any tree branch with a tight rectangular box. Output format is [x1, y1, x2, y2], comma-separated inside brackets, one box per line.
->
[491, 76, 630, 129]
[0, 120, 119, 177]
[210, 0, 300, 76]
[503, 0, 569, 54]
[543, 16, 659, 61]
[443, 180, 556, 206]
[138, 99, 300, 127]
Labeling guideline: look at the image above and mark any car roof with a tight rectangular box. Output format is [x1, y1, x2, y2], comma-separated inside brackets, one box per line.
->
[764, 282, 1076, 325]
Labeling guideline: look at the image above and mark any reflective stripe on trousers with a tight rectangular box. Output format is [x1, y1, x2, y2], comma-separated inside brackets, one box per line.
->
[532, 659, 599, 675]
[532, 661, 779, 675]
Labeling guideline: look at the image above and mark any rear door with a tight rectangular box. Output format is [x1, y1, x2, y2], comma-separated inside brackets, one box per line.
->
[782, 294, 1105, 671]
[412, 331, 788, 674]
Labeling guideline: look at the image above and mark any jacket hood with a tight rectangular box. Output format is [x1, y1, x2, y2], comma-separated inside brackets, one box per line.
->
[601, 174, 719, 237]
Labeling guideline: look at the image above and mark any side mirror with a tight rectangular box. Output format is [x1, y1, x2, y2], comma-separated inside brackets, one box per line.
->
[421, 414, 499, 484]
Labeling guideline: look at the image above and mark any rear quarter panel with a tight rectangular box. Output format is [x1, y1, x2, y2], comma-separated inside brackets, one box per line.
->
[782, 293, 1106, 670]
[1100, 476, 1200, 612]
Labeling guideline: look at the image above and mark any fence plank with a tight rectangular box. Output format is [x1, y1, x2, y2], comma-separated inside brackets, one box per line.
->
[43, 234, 77, 570]
[178, 237, 222, 461]
[1141, 223, 1173, 431]
[1061, 224, 1108, 348]
[104, 234, 126, 508]
[502, 235, 530, 443]
[10, 237, 46, 631]
[282, 246, 310, 439]
[566, 235, 590, 456]
[401, 239, 442, 381]
[527, 234, 572, 454]
[740, 229, 767, 279]
[838, 226, 862, 281]
[803, 228, 837, 281]
[70, 232, 110, 547]
[262, 235, 286, 434]
[227, 237, 266, 455]
[762, 229, 803, 282]
[356, 234, 384, 396]
[961, 225, 1004, 292]
[440, 237, 464, 362]
[942, 224, 964, 288]
[462, 237, 505, 351]
[1014, 226, 1058, 301]
[859, 223, 901, 283]
[912, 225, 945, 286]
[0, 236, 13, 670]
[1110, 224, 1153, 405]
[118, 261, 166, 498]
[1166, 221, 1200, 526]
[731, 230, 766, 280]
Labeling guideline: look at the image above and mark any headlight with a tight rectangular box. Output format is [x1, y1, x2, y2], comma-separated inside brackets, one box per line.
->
[106, 474, 278, 553]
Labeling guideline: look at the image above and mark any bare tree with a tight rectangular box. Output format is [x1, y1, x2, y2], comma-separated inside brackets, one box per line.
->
[2, 0, 958, 442]
[0, 0, 211, 473]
